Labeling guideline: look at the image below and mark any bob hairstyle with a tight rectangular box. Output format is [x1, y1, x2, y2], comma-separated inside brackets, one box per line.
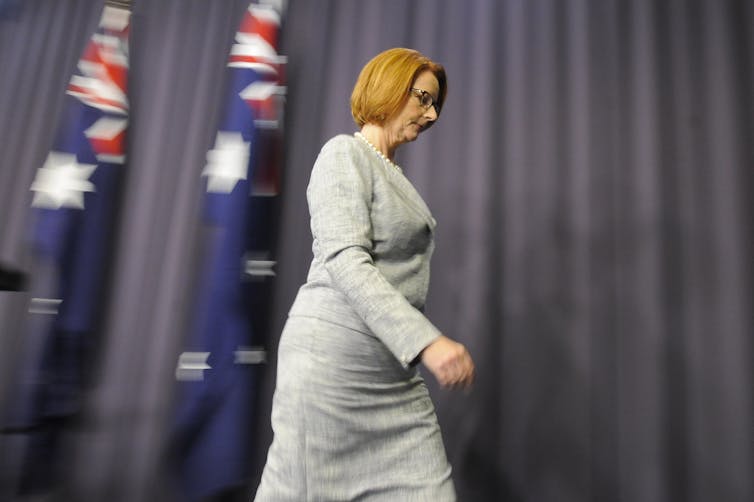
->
[350, 48, 447, 128]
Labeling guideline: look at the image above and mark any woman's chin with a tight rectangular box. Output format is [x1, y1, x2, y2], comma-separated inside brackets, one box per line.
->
[407, 126, 422, 141]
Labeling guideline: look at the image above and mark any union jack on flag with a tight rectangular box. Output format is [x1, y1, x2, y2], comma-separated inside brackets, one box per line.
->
[5, 5, 130, 495]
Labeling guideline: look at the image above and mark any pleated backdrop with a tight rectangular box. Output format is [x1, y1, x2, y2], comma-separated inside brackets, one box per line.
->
[0, 1, 751, 501]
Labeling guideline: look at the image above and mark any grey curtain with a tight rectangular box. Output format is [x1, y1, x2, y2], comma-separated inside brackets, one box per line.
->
[1, 1, 752, 501]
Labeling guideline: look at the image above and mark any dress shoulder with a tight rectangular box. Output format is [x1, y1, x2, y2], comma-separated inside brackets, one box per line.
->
[319, 133, 362, 155]
[314, 134, 374, 179]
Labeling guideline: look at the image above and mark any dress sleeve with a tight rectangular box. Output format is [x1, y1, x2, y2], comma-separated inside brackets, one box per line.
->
[307, 140, 441, 368]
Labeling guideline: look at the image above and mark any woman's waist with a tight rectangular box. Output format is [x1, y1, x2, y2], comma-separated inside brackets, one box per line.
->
[279, 311, 419, 384]
[288, 283, 371, 335]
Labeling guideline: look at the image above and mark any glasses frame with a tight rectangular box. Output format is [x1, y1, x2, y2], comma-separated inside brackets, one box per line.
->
[409, 87, 440, 115]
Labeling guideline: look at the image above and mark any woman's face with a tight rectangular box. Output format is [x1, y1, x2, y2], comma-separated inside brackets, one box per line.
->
[384, 70, 440, 146]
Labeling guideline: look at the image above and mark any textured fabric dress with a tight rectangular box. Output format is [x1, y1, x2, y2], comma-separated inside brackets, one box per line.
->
[254, 134, 456, 501]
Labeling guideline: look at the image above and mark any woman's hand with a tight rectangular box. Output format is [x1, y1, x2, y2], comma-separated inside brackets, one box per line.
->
[420, 335, 475, 389]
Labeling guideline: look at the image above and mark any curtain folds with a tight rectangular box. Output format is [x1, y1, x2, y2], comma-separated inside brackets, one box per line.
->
[0, 1, 751, 501]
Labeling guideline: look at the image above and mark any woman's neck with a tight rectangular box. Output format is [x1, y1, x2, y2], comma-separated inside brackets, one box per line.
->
[360, 124, 396, 160]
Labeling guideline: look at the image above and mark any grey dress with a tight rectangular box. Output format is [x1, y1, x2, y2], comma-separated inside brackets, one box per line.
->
[254, 134, 456, 501]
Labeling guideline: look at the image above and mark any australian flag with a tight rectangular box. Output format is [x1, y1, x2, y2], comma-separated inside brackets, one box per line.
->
[2, 4, 130, 495]
[170, 2, 285, 500]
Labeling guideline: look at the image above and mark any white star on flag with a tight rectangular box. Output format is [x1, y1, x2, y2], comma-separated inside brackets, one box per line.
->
[175, 351, 212, 381]
[30, 152, 97, 209]
[202, 131, 251, 193]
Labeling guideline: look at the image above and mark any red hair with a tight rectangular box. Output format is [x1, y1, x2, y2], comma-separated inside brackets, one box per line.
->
[350, 48, 447, 127]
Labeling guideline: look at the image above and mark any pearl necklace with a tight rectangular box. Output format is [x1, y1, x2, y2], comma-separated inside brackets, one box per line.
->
[355, 132, 402, 173]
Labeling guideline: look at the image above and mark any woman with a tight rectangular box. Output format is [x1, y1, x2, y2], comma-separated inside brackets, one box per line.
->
[255, 48, 475, 501]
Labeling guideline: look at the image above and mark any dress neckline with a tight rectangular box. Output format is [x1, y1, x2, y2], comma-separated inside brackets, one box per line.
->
[354, 132, 403, 173]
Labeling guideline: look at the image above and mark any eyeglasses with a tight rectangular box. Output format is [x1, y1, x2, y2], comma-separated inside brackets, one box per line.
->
[409, 87, 440, 114]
